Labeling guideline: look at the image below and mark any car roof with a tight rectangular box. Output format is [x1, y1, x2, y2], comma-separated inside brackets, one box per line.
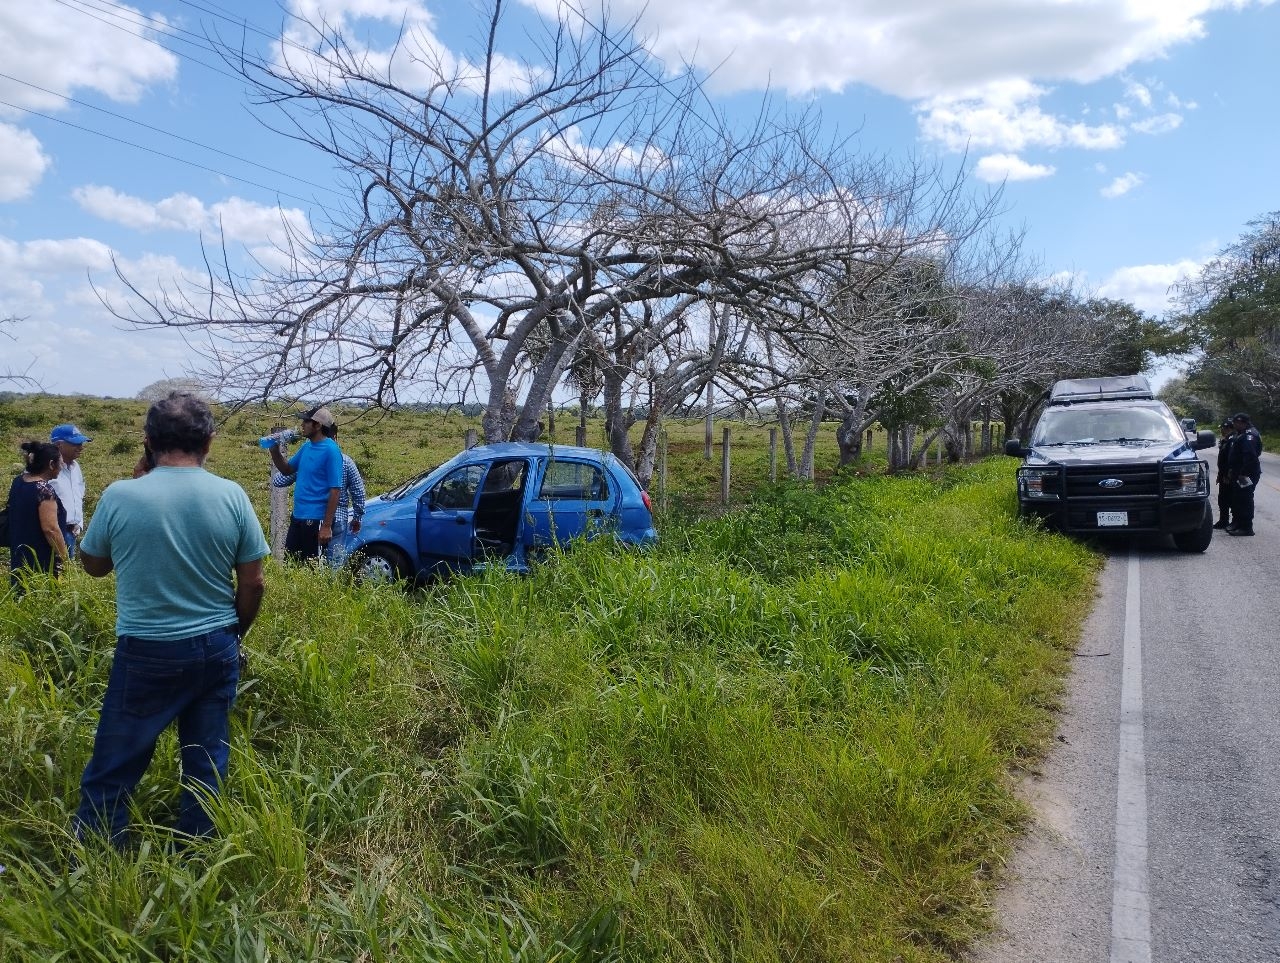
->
[462, 442, 613, 460]
[1042, 399, 1171, 413]
[1048, 375, 1153, 404]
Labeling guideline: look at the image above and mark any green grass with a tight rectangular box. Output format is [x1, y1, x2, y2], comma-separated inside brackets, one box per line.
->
[0, 395, 1099, 963]
[0, 393, 939, 524]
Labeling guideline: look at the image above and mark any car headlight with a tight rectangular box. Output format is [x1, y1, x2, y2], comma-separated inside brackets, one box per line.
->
[1017, 467, 1062, 499]
[1163, 462, 1207, 497]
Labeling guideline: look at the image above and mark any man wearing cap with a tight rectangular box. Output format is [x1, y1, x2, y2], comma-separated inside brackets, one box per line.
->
[49, 424, 91, 558]
[1226, 412, 1262, 536]
[270, 424, 366, 566]
[266, 407, 343, 559]
[1213, 419, 1236, 530]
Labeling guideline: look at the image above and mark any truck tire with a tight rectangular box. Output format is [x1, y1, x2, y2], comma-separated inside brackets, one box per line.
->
[1172, 506, 1213, 553]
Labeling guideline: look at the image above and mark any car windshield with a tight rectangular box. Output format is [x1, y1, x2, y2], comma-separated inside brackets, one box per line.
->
[1032, 406, 1183, 446]
[383, 467, 436, 500]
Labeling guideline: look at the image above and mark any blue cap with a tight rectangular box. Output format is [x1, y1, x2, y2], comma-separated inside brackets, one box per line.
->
[51, 424, 92, 444]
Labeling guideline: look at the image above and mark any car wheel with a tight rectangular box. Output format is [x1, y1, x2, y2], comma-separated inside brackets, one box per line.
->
[354, 544, 410, 583]
[1172, 506, 1213, 553]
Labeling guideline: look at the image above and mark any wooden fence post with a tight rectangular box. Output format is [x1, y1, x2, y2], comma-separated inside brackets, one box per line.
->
[768, 427, 778, 483]
[464, 428, 477, 449]
[269, 478, 288, 561]
[721, 425, 731, 505]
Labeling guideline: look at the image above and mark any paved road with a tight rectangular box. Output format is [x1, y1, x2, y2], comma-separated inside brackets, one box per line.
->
[971, 451, 1280, 963]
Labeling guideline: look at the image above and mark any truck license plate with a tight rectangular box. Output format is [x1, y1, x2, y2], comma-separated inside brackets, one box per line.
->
[1097, 511, 1129, 527]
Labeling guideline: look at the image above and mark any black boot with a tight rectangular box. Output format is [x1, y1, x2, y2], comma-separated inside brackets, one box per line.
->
[1212, 520, 1229, 530]
[1227, 527, 1255, 536]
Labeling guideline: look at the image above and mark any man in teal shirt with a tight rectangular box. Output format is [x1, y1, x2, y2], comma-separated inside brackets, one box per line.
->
[76, 392, 268, 847]
[267, 406, 342, 560]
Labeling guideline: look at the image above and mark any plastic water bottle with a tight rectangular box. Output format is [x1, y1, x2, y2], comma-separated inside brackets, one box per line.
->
[257, 428, 299, 449]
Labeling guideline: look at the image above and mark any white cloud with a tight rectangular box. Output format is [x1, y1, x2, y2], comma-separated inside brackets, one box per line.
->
[73, 186, 310, 248]
[973, 153, 1056, 183]
[519, 1, 1262, 160]
[520, 0, 1261, 99]
[0, 3, 177, 115]
[0, 233, 200, 395]
[0, 123, 50, 201]
[278, 0, 531, 96]
[1124, 79, 1153, 108]
[1101, 171, 1145, 198]
[0, 236, 114, 281]
[1097, 259, 1202, 314]
[917, 79, 1124, 154]
[1131, 112, 1184, 135]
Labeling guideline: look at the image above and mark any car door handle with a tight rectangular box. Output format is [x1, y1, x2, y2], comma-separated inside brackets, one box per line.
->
[454, 516, 468, 525]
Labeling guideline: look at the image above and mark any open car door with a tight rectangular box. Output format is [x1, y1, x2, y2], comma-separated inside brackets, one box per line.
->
[417, 458, 529, 574]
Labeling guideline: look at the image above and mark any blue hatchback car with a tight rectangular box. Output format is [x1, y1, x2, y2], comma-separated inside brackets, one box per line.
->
[331, 442, 658, 581]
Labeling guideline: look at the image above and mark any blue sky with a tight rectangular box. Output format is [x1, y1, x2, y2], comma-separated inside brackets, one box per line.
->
[1, 0, 1277, 397]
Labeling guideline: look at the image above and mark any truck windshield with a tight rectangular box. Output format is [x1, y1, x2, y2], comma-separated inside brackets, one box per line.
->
[1032, 407, 1183, 446]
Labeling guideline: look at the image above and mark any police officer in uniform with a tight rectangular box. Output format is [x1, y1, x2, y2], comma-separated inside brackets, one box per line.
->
[1213, 419, 1236, 530]
[1226, 412, 1262, 536]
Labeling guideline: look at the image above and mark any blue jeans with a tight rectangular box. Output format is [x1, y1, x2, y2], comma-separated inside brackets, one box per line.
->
[62, 529, 77, 559]
[75, 626, 240, 846]
[324, 514, 348, 567]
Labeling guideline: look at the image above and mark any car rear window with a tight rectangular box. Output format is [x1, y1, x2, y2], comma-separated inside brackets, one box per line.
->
[539, 461, 609, 501]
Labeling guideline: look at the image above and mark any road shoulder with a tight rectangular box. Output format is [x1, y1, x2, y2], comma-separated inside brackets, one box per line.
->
[968, 554, 1125, 963]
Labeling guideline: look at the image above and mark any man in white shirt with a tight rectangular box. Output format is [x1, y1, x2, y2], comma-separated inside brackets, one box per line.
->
[50, 423, 91, 558]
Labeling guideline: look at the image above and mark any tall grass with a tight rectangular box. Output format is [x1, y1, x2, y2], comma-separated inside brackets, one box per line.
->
[0, 453, 1096, 962]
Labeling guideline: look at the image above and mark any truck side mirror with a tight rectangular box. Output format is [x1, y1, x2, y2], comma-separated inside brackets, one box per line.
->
[1194, 430, 1217, 451]
[1004, 438, 1025, 457]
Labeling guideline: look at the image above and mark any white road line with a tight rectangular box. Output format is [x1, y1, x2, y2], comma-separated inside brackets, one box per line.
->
[1110, 547, 1152, 963]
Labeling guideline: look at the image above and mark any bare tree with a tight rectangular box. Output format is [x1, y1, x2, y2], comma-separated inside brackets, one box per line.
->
[105, 0, 1020, 470]
[0, 315, 40, 391]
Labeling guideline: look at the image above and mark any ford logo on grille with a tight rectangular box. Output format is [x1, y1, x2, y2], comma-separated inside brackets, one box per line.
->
[1099, 478, 1124, 489]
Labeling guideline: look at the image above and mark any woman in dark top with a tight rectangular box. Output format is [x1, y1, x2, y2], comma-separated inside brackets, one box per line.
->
[8, 440, 69, 584]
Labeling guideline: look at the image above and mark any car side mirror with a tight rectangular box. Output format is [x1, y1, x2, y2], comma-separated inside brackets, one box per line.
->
[1004, 438, 1026, 457]
[1194, 430, 1217, 451]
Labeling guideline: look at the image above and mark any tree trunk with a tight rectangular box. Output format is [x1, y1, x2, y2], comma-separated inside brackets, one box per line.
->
[836, 413, 863, 465]
[483, 387, 518, 443]
[635, 409, 663, 490]
[800, 392, 826, 479]
[776, 396, 798, 476]
[916, 427, 945, 468]
[602, 367, 636, 469]
[835, 394, 870, 466]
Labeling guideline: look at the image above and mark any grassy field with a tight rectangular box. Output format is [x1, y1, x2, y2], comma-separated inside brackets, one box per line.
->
[0, 395, 960, 520]
[0, 394, 1097, 962]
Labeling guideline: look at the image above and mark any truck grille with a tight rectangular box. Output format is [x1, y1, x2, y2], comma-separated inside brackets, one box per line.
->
[1064, 465, 1160, 498]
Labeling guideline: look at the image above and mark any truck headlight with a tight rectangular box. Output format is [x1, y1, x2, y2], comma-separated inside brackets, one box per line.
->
[1018, 467, 1061, 499]
[1162, 462, 1206, 497]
